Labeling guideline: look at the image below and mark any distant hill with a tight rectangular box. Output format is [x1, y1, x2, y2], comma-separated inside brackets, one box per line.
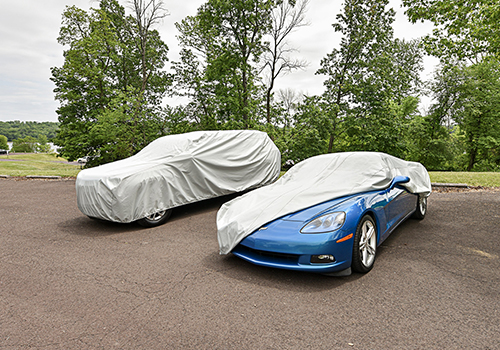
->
[0, 121, 59, 141]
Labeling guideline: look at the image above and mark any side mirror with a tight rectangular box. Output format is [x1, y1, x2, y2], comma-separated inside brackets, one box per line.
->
[389, 175, 410, 189]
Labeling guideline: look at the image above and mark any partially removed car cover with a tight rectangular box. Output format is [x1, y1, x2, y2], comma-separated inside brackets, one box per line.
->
[217, 152, 431, 255]
[76, 130, 281, 223]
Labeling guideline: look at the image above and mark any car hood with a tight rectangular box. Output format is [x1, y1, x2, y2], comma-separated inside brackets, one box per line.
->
[238, 195, 358, 255]
[278, 195, 354, 222]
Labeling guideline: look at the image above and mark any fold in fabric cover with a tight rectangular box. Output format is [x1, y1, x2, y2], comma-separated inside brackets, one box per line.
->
[76, 130, 281, 223]
[217, 152, 431, 255]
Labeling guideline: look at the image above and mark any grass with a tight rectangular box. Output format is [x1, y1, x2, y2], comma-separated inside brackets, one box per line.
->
[429, 171, 500, 187]
[1, 153, 500, 187]
[0, 153, 81, 177]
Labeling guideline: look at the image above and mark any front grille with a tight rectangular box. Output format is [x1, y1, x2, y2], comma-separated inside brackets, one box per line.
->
[238, 245, 299, 263]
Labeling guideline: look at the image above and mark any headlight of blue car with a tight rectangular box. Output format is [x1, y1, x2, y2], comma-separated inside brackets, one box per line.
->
[300, 212, 346, 233]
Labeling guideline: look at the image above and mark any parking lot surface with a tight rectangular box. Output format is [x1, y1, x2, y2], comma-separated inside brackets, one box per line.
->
[1, 179, 499, 349]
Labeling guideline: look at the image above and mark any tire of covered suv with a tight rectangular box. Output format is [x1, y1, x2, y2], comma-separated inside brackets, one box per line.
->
[137, 209, 173, 227]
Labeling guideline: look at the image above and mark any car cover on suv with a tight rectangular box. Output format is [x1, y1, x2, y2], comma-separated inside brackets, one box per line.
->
[76, 130, 281, 223]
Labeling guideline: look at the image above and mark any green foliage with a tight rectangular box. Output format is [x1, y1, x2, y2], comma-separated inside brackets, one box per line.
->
[42, 0, 499, 173]
[11, 136, 38, 153]
[173, 0, 273, 128]
[279, 96, 331, 163]
[11, 134, 54, 154]
[36, 135, 52, 153]
[87, 91, 166, 166]
[403, 0, 500, 61]
[317, 0, 423, 157]
[52, 0, 170, 164]
[459, 60, 500, 171]
[405, 115, 462, 170]
[0, 135, 8, 150]
[5, 134, 51, 153]
[429, 59, 500, 171]
[0, 121, 59, 141]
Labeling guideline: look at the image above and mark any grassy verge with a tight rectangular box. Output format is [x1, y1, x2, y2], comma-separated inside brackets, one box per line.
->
[0, 153, 81, 177]
[429, 172, 500, 187]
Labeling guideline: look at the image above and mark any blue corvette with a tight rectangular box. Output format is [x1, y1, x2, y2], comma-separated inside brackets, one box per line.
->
[232, 176, 426, 275]
[217, 152, 431, 275]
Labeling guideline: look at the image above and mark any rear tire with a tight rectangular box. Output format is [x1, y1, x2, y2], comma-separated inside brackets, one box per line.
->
[412, 195, 427, 220]
[137, 209, 172, 227]
[352, 215, 377, 273]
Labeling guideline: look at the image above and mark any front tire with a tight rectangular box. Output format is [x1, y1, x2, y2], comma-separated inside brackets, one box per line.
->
[352, 215, 377, 273]
[137, 209, 172, 228]
[412, 195, 427, 220]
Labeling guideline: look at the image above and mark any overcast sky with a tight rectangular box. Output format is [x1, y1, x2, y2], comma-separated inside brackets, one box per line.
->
[0, 0, 436, 123]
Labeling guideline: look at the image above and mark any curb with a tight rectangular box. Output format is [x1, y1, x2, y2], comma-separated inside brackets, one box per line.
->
[431, 182, 469, 189]
[26, 175, 62, 180]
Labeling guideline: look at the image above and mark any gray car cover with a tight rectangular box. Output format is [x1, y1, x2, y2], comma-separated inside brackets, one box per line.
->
[217, 152, 431, 255]
[76, 130, 281, 223]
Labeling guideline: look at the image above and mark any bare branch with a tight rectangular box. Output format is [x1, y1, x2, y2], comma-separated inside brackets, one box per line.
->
[262, 0, 310, 123]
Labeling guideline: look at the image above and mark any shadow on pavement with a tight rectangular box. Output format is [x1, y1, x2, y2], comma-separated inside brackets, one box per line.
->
[201, 250, 365, 293]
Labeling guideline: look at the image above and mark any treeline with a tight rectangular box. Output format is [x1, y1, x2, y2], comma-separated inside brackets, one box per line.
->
[0, 121, 59, 142]
[51, 0, 500, 171]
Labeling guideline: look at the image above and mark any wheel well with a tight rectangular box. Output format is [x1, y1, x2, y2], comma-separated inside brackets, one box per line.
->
[360, 210, 379, 242]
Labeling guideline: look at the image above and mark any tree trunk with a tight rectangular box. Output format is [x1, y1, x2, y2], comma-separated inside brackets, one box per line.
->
[328, 133, 335, 153]
[467, 147, 477, 171]
[266, 88, 272, 124]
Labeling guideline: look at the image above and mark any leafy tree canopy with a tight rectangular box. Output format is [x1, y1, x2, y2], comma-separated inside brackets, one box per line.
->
[437, 59, 500, 170]
[317, 0, 423, 156]
[173, 0, 273, 128]
[0, 135, 8, 150]
[51, 0, 170, 166]
[402, 0, 500, 61]
[0, 121, 59, 142]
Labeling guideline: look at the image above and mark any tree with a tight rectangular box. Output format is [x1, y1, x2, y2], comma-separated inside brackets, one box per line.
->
[282, 96, 334, 163]
[275, 88, 304, 134]
[36, 135, 52, 153]
[128, 0, 169, 95]
[317, 0, 423, 155]
[170, 47, 219, 129]
[455, 60, 500, 170]
[406, 63, 466, 170]
[402, 0, 500, 61]
[428, 59, 500, 171]
[317, 0, 395, 153]
[339, 39, 423, 157]
[403, 1, 500, 170]
[11, 136, 38, 153]
[261, 0, 308, 124]
[51, 0, 170, 166]
[405, 113, 461, 171]
[0, 135, 9, 150]
[0, 135, 8, 150]
[174, 0, 273, 128]
[0, 122, 59, 141]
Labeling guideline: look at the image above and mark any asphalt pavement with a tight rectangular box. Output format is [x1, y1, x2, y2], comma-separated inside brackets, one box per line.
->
[1, 178, 499, 349]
